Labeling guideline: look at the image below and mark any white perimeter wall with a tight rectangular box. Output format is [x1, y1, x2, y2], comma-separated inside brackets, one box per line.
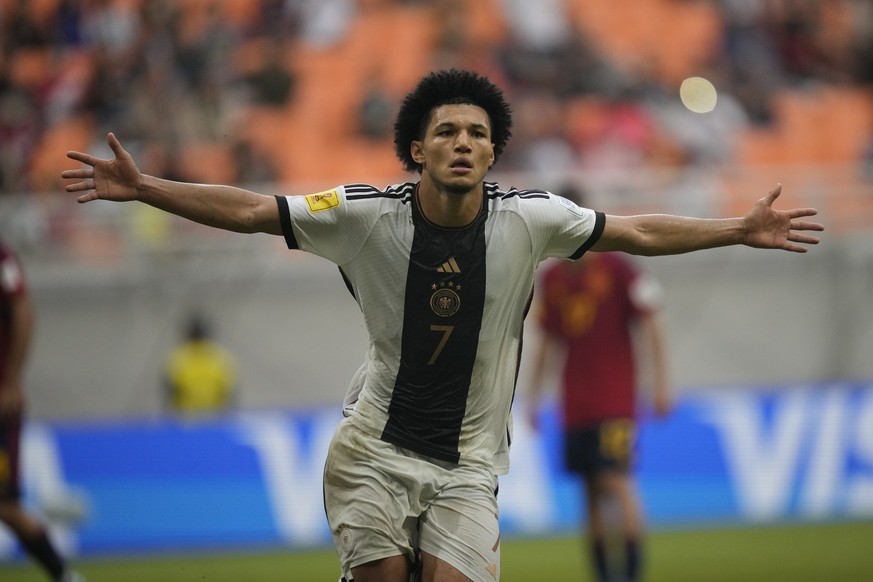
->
[22, 230, 873, 420]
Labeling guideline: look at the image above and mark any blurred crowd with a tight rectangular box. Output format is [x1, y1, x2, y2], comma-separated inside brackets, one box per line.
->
[1, 0, 872, 198]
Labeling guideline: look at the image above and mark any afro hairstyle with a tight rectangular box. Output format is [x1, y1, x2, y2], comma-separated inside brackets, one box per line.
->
[393, 69, 513, 173]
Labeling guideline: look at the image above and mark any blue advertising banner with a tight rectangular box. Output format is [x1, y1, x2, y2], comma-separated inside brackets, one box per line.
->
[2, 382, 872, 560]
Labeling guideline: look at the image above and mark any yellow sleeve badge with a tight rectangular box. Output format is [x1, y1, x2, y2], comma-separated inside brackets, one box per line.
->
[304, 189, 341, 213]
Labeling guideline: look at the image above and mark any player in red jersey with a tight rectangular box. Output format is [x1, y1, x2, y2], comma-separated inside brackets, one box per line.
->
[527, 188, 671, 582]
[0, 238, 83, 582]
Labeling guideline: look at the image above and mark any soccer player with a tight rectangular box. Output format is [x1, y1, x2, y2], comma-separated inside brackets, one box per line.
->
[0, 238, 84, 582]
[61, 69, 823, 582]
[527, 188, 670, 582]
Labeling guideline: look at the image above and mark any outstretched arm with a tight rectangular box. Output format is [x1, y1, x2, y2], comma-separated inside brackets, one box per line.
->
[62, 133, 283, 235]
[593, 184, 823, 256]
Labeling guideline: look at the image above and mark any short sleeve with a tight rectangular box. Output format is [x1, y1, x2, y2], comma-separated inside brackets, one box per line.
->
[275, 185, 383, 265]
[525, 192, 604, 261]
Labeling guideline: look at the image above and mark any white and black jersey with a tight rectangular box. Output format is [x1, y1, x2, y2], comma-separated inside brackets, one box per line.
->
[276, 181, 604, 474]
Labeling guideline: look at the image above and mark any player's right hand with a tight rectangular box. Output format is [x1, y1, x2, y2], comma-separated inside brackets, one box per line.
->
[62, 132, 143, 203]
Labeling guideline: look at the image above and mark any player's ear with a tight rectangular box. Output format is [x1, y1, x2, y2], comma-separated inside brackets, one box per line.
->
[411, 141, 425, 165]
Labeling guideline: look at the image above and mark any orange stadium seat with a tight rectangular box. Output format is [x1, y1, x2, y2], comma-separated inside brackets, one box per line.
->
[16, 0, 873, 213]
[180, 142, 236, 185]
[567, 0, 721, 83]
[7, 48, 52, 91]
[266, 3, 440, 185]
[738, 87, 873, 166]
[29, 116, 94, 193]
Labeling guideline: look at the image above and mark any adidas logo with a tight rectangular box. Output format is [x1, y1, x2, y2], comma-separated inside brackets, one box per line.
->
[437, 257, 461, 273]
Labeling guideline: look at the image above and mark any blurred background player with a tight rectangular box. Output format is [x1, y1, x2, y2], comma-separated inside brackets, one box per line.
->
[0, 237, 83, 582]
[526, 187, 671, 582]
[164, 313, 238, 417]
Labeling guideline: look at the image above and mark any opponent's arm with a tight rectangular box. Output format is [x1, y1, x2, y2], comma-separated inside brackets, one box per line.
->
[0, 287, 34, 418]
[637, 310, 671, 418]
[62, 133, 282, 235]
[593, 184, 823, 256]
[526, 331, 559, 432]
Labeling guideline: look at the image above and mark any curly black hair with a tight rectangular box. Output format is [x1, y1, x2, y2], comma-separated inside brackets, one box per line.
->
[393, 69, 513, 173]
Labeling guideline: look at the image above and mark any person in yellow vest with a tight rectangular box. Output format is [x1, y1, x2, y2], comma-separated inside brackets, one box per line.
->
[164, 314, 237, 416]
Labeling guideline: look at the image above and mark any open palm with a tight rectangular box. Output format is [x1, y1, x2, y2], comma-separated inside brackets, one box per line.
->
[62, 133, 143, 203]
[743, 184, 823, 253]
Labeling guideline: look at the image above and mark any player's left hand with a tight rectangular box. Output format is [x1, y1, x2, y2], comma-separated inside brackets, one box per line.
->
[742, 184, 824, 253]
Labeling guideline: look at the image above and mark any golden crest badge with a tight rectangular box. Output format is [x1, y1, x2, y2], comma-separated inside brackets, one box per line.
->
[430, 282, 461, 317]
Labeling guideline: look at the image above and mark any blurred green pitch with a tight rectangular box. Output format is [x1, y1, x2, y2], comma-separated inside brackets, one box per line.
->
[2, 520, 871, 581]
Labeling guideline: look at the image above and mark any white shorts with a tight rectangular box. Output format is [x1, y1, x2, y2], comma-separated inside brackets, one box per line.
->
[323, 418, 501, 582]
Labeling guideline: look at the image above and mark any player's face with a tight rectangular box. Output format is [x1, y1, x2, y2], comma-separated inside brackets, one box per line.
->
[411, 104, 495, 195]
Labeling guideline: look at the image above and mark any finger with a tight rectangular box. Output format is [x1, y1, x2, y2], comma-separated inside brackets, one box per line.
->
[60, 169, 92, 179]
[788, 233, 821, 245]
[66, 150, 98, 165]
[107, 132, 127, 159]
[65, 180, 94, 192]
[77, 192, 98, 204]
[791, 220, 825, 232]
[787, 207, 819, 219]
[782, 243, 808, 253]
[762, 183, 782, 205]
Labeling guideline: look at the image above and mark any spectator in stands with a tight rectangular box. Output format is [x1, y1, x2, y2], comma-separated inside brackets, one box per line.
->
[715, 0, 781, 125]
[497, 0, 573, 92]
[576, 83, 657, 174]
[297, 0, 356, 49]
[4, 0, 873, 198]
[766, 1, 830, 86]
[0, 0, 55, 53]
[848, 0, 873, 85]
[243, 39, 296, 108]
[358, 71, 396, 141]
[500, 91, 576, 176]
[232, 137, 279, 186]
[862, 133, 873, 181]
[53, 0, 84, 49]
[0, 80, 40, 194]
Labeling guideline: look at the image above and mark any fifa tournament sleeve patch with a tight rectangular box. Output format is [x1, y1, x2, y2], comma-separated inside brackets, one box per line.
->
[555, 192, 586, 216]
[304, 189, 341, 213]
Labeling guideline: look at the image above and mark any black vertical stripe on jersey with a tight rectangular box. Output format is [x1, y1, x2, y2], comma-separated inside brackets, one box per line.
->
[381, 204, 488, 465]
